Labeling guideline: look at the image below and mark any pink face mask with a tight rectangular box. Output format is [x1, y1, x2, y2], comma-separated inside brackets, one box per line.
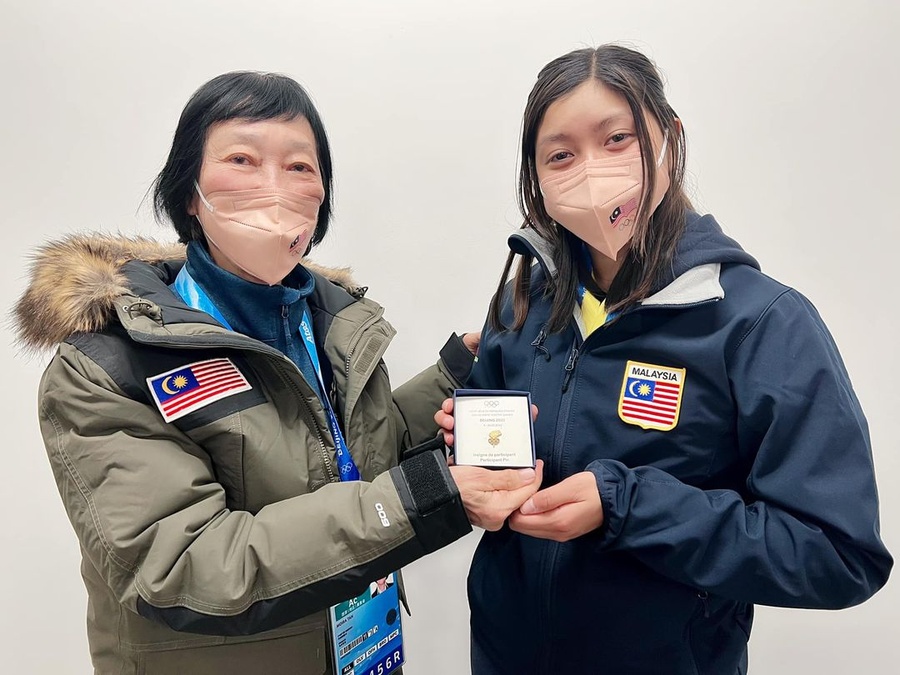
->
[539, 133, 669, 260]
[193, 183, 323, 285]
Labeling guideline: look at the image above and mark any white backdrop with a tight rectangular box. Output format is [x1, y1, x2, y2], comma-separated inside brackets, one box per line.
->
[2, 1, 898, 673]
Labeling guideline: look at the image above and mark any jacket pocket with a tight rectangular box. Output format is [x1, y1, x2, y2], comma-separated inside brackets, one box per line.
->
[686, 590, 750, 675]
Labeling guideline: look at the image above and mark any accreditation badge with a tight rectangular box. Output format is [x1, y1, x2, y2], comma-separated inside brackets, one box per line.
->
[618, 360, 686, 431]
[329, 572, 404, 675]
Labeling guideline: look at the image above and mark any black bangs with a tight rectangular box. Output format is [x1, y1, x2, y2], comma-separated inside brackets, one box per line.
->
[196, 72, 318, 124]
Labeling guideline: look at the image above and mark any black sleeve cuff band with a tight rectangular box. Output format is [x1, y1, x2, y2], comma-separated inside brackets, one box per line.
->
[440, 333, 475, 385]
[393, 449, 471, 554]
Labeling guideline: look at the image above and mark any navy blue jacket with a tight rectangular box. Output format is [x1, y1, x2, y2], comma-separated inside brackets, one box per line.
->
[468, 212, 892, 674]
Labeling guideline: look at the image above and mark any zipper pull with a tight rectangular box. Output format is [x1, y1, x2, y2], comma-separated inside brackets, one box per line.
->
[698, 590, 710, 618]
[530, 328, 551, 361]
[282, 305, 289, 319]
[562, 345, 580, 392]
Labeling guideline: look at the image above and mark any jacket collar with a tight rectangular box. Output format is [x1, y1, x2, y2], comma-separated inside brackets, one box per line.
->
[13, 233, 365, 352]
[508, 228, 724, 309]
[641, 263, 723, 307]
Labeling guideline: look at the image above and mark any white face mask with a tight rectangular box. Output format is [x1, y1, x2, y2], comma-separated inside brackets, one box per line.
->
[539, 132, 669, 260]
[193, 182, 322, 285]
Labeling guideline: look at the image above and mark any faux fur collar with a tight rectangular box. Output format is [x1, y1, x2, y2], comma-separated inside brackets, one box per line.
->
[13, 234, 357, 352]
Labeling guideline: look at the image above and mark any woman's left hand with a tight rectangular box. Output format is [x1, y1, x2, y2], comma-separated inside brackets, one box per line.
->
[509, 471, 604, 542]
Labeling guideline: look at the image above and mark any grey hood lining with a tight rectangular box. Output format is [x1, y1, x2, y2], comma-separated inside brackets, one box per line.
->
[508, 230, 724, 308]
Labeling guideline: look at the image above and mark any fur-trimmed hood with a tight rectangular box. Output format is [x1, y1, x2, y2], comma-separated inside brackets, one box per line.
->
[14, 234, 358, 352]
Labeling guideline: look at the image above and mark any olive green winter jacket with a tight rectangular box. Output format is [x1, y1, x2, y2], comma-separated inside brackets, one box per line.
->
[16, 235, 473, 674]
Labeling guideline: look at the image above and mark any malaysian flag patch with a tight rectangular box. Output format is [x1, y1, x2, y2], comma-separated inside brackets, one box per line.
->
[147, 358, 252, 423]
[618, 360, 686, 431]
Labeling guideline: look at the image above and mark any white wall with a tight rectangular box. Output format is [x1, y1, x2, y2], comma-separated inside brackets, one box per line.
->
[1, 1, 897, 672]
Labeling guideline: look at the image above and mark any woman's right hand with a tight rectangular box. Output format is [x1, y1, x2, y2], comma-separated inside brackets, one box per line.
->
[449, 460, 544, 531]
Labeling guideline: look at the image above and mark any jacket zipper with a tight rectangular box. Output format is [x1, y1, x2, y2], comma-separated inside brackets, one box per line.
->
[273, 359, 337, 485]
[561, 344, 580, 392]
[698, 590, 710, 618]
[538, 336, 582, 672]
[531, 327, 551, 361]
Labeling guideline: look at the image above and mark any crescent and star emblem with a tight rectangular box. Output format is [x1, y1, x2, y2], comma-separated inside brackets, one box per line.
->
[618, 360, 686, 432]
[161, 374, 190, 395]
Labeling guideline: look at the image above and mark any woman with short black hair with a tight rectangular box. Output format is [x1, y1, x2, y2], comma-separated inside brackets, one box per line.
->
[16, 70, 541, 674]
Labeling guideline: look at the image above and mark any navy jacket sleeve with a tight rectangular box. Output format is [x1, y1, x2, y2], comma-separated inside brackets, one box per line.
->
[469, 324, 505, 390]
[589, 290, 892, 609]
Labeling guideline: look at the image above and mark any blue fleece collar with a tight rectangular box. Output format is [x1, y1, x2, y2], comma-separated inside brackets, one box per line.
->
[184, 241, 315, 344]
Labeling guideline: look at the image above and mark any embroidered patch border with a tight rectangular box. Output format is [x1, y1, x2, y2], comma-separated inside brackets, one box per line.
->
[617, 360, 686, 431]
[146, 357, 252, 423]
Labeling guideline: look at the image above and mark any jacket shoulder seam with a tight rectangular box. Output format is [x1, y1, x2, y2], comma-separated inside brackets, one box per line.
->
[727, 288, 793, 363]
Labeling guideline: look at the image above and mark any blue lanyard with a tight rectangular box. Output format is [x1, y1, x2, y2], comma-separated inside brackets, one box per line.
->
[172, 266, 233, 329]
[171, 266, 361, 481]
[297, 308, 360, 480]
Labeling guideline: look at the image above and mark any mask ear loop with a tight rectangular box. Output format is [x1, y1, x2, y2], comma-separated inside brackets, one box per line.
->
[656, 130, 669, 167]
[193, 181, 216, 213]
